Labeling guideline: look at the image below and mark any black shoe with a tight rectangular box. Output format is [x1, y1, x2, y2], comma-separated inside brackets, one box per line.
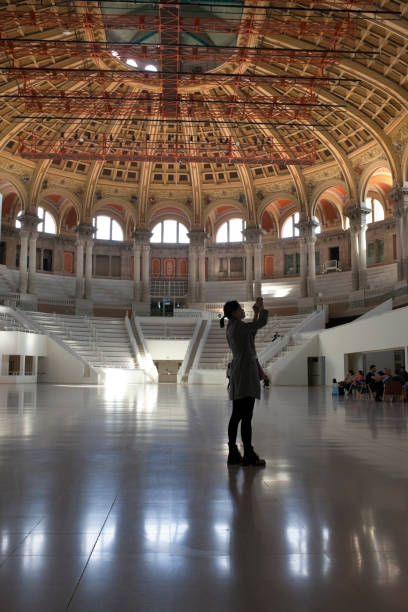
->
[227, 444, 243, 466]
[242, 446, 266, 467]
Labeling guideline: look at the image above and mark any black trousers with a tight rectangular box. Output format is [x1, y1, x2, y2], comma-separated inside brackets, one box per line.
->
[228, 396, 255, 449]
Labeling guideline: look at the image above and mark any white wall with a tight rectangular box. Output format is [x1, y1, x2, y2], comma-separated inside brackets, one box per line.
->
[266, 305, 408, 386]
[317, 305, 408, 384]
[146, 340, 190, 361]
[0, 331, 47, 383]
[268, 334, 320, 386]
[38, 337, 98, 384]
[0, 331, 47, 356]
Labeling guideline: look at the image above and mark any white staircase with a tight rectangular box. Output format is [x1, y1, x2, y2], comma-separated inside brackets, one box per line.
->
[24, 312, 137, 370]
[138, 318, 197, 340]
[0, 266, 19, 295]
[197, 313, 309, 370]
[0, 306, 36, 332]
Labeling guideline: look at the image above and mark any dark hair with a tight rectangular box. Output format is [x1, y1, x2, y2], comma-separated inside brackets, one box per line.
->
[358, 370, 364, 375]
[220, 300, 241, 328]
[349, 370, 354, 375]
[370, 364, 376, 369]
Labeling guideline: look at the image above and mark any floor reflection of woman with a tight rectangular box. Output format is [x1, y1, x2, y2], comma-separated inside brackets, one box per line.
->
[220, 297, 268, 467]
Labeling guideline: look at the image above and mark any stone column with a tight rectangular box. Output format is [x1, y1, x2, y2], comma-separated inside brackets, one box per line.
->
[243, 227, 263, 300]
[358, 222, 368, 290]
[253, 242, 263, 298]
[28, 232, 38, 294]
[188, 229, 207, 304]
[75, 223, 95, 313]
[349, 226, 360, 291]
[132, 241, 142, 302]
[19, 230, 29, 294]
[296, 215, 318, 298]
[244, 242, 254, 301]
[298, 236, 308, 298]
[188, 248, 197, 302]
[132, 229, 152, 307]
[17, 211, 41, 299]
[207, 250, 216, 281]
[75, 239, 85, 299]
[141, 243, 151, 302]
[390, 186, 408, 283]
[307, 233, 317, 297]
[84, 239, 94, 300]
[197, 245, 206, 302]
[344, 202, 371, 291]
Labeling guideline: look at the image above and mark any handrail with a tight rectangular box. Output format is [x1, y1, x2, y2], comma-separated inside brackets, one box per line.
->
[258, 308, 326, 366]
[177, 318, 203, 384]
[191, 318, 212, 370]
[129, 313, 158, 383]
[11, 307, 97, 373]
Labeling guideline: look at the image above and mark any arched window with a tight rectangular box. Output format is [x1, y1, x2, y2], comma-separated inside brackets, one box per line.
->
[38, 206, 56, 234]
[281, 212, 299, 238]
[15, 208, 56, 234]
[93, 215, 123, 241]
[365, 197, 385, 224]
[313, 216, 321, 235]
[15, 210, 22, 229]
[216, 218, 246, 243]
[150, 220, 189, 244]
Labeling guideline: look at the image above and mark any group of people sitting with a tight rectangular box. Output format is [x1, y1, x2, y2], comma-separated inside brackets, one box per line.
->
[340, 364, 408, 401]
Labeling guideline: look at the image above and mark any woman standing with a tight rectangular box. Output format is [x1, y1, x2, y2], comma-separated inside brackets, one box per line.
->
[220, 297, 268, 467]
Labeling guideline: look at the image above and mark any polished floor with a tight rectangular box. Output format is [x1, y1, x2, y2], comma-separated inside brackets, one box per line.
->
[1, 383, 408, 611]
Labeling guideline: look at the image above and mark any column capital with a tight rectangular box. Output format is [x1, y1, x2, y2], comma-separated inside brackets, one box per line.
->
[188, 229, 207, 247]
[343, 203, 371, 228]
[243, 226, 263, 244]
[132, 228, 152, 244]
[75, 222, 95, 240]
[390, 185, 408, 216]
[17, 211, 41, 232]
[295, 215, 319, 240]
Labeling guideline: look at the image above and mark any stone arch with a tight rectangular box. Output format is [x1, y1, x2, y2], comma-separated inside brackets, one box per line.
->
[401, 143, 408, 184]
[203, 197, 249, 228]
[358, 161, 392, 203]
[315, 199, 343, 231]
[91, 197, 137, 224]
[256, 191, 300, 224]
[310, 180, 349, 216]
[60, 205, 79, 234]
[0, 172, 28, 212]
[146, 200, 193, 228]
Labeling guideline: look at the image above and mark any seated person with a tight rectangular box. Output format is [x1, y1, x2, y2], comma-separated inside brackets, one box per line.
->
[343, 370, 354, 393]
[351, 370, 364, 392]
[366, 364, 384, 401]
[382, 368, 392, 382]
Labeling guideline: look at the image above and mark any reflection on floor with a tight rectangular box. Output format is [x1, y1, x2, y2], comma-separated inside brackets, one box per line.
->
[0, 383, 408, 611]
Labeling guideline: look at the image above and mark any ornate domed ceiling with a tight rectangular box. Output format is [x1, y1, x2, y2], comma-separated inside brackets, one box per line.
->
[0, 0, 407, 229]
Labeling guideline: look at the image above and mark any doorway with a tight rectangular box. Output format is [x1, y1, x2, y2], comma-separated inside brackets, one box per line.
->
[329, 246, 340, 263]
[308, 356, 326, 386]
[42, 249, 53, 272]
[154, 360, 182, 382]
[0, 241, 6, 265]
[150, 298, 185, 317]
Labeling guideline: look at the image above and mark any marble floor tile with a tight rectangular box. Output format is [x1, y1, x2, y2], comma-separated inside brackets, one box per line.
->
[1, 383, 408, 610]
